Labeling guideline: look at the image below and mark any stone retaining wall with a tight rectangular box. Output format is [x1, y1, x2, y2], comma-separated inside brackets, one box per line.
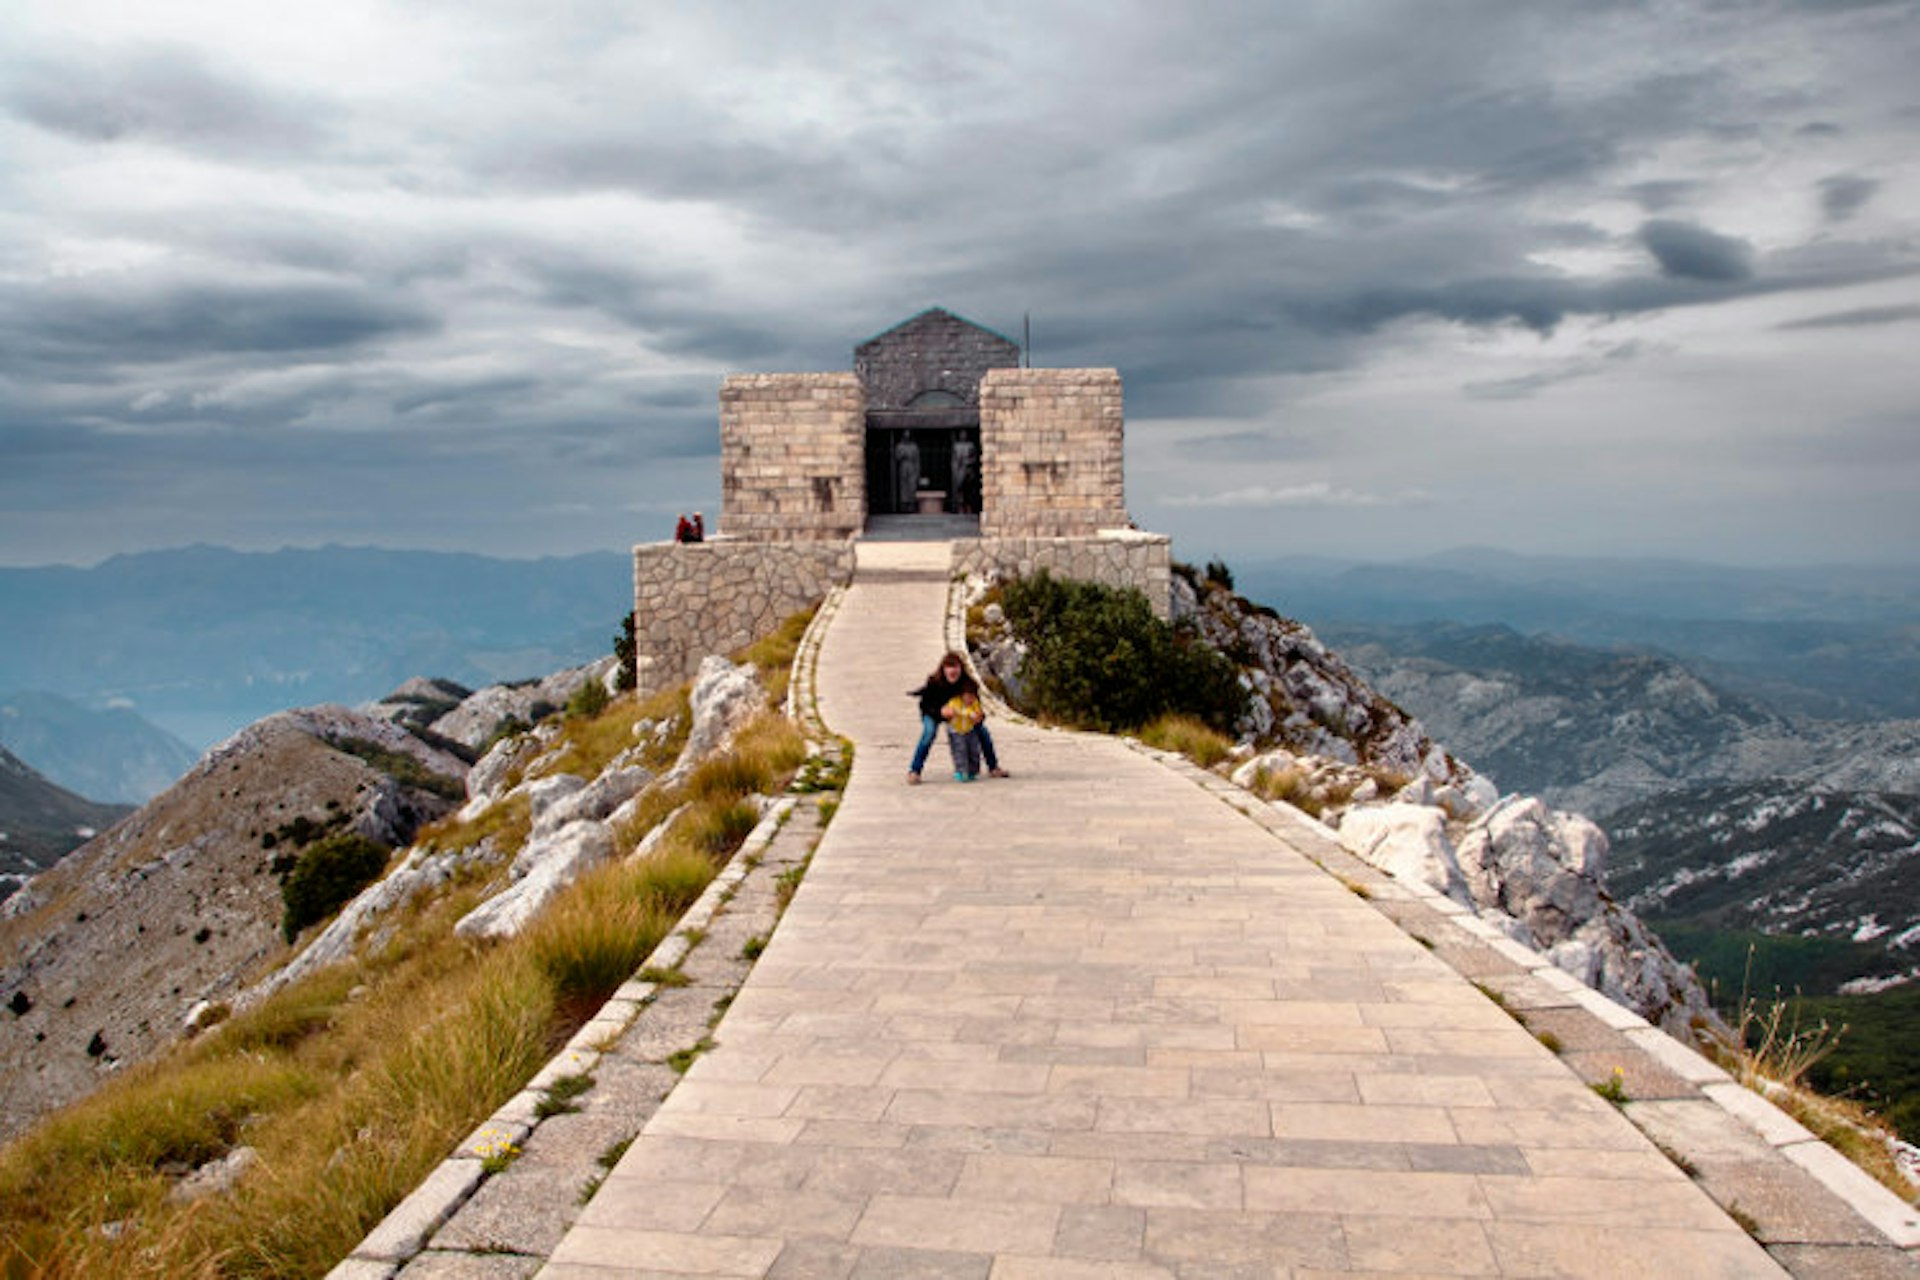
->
[632, 540, 854, 695]
[719, 373, 865, 541]
[952, 531, 1172, 619]
[979, 368, 1127, 538]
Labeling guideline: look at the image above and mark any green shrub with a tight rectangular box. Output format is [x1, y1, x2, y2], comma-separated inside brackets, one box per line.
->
[333, 738, 465, 801]
[281, 834, 391, 941]
[615, 611, 638, 693]
[999, 570, 1244, 734]
[567, 677, 611, 720]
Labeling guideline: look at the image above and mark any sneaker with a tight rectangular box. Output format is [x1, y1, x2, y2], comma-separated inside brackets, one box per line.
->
[954, 772, 967, 782]
[988, 767, 1010, 779]
[906, 772, 920, 786]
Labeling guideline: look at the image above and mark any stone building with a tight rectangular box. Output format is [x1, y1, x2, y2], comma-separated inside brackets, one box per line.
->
[633, 309, 1169, 694]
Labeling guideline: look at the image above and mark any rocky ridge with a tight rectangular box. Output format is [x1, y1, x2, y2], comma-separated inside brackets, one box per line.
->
[0, 647, 783, 1147]
[1328, 621, 1920, 818]
[0, 705, 471, 1142]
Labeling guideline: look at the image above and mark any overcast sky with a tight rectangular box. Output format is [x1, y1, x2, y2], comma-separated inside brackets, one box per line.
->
[3, 0, 1917, 570]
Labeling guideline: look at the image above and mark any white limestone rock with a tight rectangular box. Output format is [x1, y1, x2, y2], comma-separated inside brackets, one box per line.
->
[533, 767, 651, 840]
[169, 1146, 257, 1204]
[464, 727, 555, 812]
[663, 657, 766, 787]
[525, 775, 588, 841]
[428, 659, 617, 751]
[455, 822, 615, 941]
[1337, 803, 1472, 903]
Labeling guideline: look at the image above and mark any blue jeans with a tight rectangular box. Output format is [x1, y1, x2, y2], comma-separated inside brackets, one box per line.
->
[911, 714, 999, 774]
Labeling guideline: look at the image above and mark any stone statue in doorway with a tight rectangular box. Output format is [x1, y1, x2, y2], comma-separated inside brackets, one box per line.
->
[893, 433, 921, 513]
[950, 436, 977, 514]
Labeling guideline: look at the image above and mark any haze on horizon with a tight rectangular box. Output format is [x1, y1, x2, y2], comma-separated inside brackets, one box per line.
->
[3, 2, 1917, 572]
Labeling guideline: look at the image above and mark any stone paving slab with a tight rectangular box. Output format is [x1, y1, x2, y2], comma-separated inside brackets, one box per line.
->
[539, 541, 1793, 1277]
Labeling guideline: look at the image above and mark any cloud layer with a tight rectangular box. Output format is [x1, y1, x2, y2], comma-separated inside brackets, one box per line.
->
[3, 0, 1918, 567]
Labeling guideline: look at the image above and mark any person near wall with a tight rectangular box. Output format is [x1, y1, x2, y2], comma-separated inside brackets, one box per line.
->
[906, 650, 1009, 784]
[674, 513, 693, 543]
[690, 512, 705, 542]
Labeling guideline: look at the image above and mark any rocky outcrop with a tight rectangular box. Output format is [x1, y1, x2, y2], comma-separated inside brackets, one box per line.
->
[0, 708, 463, 1143]
[421, 660, 618, 753]
[1329, 790, 1720, 1039]
[453, 657, 764, 943]
[1169, 570, 1458, 780]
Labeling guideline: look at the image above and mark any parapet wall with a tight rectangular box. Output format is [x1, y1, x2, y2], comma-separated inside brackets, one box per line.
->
[632, 540, 855, 696]
[952, 531, 1172, 619]
[719, 373, 865, 542]
[979, 368, 1128, 538]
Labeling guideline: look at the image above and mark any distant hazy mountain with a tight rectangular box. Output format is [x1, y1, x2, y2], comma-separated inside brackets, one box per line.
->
[0, 692, 199, 805]
[1238, 550, 1920, 720]
[1325, 621, 1920, 818]
[0, 545, 631, 748]
[0, 745, 130, 889]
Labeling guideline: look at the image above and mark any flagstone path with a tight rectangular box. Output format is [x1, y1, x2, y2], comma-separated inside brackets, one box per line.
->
[531, 540, 1828, 1278]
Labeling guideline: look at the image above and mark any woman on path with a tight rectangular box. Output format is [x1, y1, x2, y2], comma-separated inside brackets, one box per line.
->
[907, 651, 1009, 784]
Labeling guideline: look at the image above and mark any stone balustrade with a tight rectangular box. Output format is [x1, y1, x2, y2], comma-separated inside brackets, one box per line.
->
[631, 538, 854, 695]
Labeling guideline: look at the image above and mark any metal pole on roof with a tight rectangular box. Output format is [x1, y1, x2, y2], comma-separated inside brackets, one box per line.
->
[1024, 312, 1031, 368]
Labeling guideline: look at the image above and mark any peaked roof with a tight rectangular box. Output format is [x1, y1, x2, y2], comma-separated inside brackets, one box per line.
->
[853, 307, 1021, 354]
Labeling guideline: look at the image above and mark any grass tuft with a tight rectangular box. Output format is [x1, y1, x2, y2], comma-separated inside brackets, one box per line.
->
[1138, 714, 1235, 769]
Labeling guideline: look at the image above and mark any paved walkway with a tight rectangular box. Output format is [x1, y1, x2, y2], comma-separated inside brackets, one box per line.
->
[543, 542, 1780, 1277]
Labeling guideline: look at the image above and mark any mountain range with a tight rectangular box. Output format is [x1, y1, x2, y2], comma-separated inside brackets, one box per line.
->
[0, 544, 630, 750]
[1238, 548, 1920, 721]
[0, 692, 199, 805]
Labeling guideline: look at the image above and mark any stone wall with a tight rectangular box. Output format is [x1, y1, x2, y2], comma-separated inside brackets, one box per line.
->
[632, 540, 855, 696]
[719, 373, 865, 542]
[979, 368, 1128, 538]
[952, 531, 1173, 620]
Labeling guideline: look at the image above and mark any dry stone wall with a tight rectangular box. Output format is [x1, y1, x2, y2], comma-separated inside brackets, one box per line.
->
[979, 368, 1127, 538]
[632, 541, 853, 696]
[953, 531, 1172, 619]
[719, 373, 864, 542]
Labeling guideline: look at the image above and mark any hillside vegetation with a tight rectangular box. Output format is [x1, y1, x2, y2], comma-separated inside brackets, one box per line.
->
[0, 615, 822, 1278]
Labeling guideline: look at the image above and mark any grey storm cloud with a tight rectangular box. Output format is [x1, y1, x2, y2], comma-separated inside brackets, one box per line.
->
[2, 0, 1918, 567]
[1820, 173, 1880, 221]
[1638, 220, 1756, 283]
[2, 44, 331, 157]
[1779, 304, 1920, 329]
[5, 281, 438, 372]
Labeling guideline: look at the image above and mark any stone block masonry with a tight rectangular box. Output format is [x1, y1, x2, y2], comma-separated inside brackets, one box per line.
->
[952, 531, 1173, 619]
[632, 540, 854, 696]
[979, 368, 1127, 538]
[719, 373, 865, 542]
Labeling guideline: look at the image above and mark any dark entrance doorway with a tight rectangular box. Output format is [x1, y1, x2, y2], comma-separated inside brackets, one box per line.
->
[864, 413, 981, 517]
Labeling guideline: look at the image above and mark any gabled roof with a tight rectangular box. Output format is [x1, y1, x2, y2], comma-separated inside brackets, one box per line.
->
[853, 307, 1021, 355]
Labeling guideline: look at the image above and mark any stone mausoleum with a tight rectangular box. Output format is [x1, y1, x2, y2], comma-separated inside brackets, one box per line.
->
[632, 308, 1170, 694]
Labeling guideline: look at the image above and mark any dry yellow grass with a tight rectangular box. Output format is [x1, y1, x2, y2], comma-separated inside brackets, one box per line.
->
[1138, 713, 1234, 769]
[0, 693, 817, 1277]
